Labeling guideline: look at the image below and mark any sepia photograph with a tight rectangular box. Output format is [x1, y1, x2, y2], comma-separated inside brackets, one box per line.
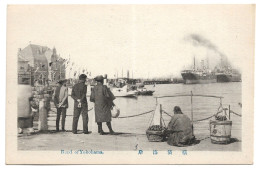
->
[5, 4, 255, 164]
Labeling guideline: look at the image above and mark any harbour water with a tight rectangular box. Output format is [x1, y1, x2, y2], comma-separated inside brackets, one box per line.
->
[66, 82, 242, 135]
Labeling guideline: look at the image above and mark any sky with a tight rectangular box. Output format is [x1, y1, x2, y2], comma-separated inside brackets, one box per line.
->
[8, 5, 255, 78]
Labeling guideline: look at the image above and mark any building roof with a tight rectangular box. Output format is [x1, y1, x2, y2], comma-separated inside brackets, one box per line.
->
[18, 54, 29, 62]
[19, 44, 66, 70]
[19, 44, 51, 66]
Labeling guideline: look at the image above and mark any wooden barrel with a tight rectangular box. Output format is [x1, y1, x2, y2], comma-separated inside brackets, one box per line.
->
[210, 120, 232, 144]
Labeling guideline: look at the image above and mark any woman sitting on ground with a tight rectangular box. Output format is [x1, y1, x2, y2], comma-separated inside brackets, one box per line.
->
[166, 106, 195, 146]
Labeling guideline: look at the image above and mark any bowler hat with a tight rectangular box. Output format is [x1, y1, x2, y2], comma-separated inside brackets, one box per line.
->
[95, 75, 104, 81]
[79, 74, 87, 80]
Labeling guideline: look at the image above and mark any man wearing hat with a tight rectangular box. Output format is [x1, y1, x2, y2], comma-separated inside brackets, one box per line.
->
[53, 79, 68, 131]
[71, 74, 89, 134]
[166, 106, 195, 146]
[90, 75, 116, 135]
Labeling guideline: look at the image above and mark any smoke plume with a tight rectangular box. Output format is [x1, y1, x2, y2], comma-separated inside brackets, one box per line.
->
[185, 34, 227, 59]
[184, 33, 231, 67]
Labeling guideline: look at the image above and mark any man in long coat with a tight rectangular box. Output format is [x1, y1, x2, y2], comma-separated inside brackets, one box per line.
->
[90, 75, 116, 135]
[166, 106, 195, 146]
[71, 74, 88, 134]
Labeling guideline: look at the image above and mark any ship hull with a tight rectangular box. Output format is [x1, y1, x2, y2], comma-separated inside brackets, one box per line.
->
[216, 74, 241, 82]
[181, 72, 217, 84]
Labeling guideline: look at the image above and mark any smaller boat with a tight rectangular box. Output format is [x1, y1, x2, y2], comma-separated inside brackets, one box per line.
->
[110, 85, 137, 97]
[137, 87, 154, 96]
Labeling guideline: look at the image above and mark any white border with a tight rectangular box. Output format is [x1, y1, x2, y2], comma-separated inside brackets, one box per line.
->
[1, 0, 259, 170]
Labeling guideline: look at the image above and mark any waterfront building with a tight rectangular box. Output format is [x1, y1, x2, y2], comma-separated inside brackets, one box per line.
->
[18, 54, 31, 85]
[49, 47, 66, 82]
[17, 44, 66, 86]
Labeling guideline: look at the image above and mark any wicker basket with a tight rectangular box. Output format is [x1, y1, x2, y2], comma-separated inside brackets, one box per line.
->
[146, 129, 166, 142]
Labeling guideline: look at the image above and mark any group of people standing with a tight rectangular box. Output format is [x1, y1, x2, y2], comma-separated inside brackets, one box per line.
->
[53, 74, 116, 135]
[53, 74, 194, 146]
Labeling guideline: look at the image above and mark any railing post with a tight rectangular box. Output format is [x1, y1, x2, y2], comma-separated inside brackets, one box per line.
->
[191, 91, 194, 136]
[229, 105, 231, 120]
[160, 104, 162, 126]
[38, 99, 48, 131]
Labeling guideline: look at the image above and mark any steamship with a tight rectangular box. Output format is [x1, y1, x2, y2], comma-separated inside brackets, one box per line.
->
[181, 57, 217, 84]
[215, 63, 241, 82]
[215, 57, 241, 83]
[216, 72, 241, 82]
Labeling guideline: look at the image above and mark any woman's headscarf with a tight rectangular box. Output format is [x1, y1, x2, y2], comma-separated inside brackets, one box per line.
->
[174, 106, 183, 114]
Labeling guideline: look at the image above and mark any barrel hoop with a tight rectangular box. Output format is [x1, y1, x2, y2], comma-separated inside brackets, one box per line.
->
[18, 117, 32, 119]
[211, 140, 230, 144]
[210, 135, 231, 138]
[210, 122, 232, 125]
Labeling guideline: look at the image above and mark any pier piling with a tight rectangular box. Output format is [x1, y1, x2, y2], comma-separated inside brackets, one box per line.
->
[38, 99, 48, 131]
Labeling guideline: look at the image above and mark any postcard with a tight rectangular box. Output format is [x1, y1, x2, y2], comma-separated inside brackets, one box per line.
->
[6, 4, 255, 164]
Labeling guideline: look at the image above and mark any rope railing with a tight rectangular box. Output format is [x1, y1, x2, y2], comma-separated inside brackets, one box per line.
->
[117, 110, 154, 119]
[155, 94, 223, 99]
[48, 107, 93, 117]
[193, 111, 222, 122]
[230, 110, 242, 117]
[162, 110, 223, 122]
[48, 108, 153, 119]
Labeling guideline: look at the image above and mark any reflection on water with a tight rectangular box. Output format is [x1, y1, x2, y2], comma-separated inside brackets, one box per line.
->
[65, 82, 241, 135]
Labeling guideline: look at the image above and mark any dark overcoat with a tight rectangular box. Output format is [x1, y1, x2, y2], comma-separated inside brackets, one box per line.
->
[90, 83, 116, 122]
[71, 82, 88, 108]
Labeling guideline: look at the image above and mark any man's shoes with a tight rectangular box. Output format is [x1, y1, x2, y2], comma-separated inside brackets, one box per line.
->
[84, 131, 91, 134]
[107, 122, 115, 135]
[109, 130, 115, 135]
[99, 130, 105, 135]
[61, 129, 66, 132]
[72, 132, 77, 134]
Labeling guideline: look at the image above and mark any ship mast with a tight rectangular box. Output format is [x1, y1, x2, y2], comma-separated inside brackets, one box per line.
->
[220, 56, 223, 70]
[207, 56, 209, 69]
[193, 56, 196, 70]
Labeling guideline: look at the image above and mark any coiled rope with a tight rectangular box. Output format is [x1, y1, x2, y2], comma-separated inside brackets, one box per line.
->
[117, 110, 154, 119]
